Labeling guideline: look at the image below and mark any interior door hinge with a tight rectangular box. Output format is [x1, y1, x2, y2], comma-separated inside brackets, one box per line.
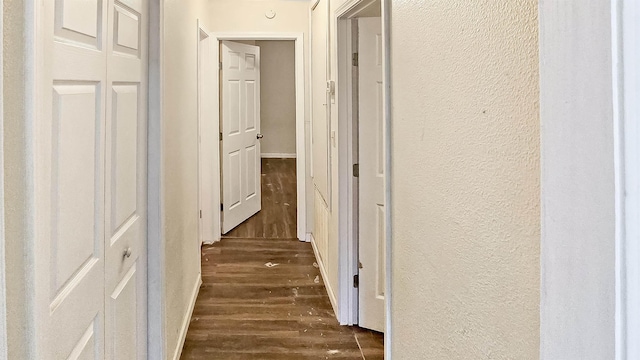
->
[220, 132, 223, 141]
[219, 62, 223, 70]
[352, 53, 358, 67]
[221, 203, 224, 211]
[353, 274, 359, 288]
[353, 164, 360, 177]
[199, 210, 202, 218]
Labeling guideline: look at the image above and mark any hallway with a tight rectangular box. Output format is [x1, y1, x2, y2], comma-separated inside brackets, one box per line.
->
[180, 159, 383, 359]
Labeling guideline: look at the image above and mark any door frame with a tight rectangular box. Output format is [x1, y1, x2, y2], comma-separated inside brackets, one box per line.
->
[212, 32, 307, 241]
[335, 0, 391, 353]
[197, 22, 220, 245]
[147, 0, 165, 358]
[613, 0, 640, 357]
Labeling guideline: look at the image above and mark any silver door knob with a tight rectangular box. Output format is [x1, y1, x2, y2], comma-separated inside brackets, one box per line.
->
[123, 247, 132, 258]
[257, 134, 264, 139]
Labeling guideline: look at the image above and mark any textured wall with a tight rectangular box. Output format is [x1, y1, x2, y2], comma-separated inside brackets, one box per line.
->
[2, 0, 32, 358]
[390, 1, 540, 358]
[256, 40, 296, 156]
[162, 1, 213, 357]
[539, 1, 615, 358]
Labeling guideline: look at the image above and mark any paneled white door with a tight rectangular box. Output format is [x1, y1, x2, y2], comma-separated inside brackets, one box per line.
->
[35, 0, 147, 358]
[358, 17, 385, 333]
[104, 0, 148, 358]
[221, 41, 262, 233]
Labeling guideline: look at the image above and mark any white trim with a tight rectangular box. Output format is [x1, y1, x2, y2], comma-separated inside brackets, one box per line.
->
[197, 21, 220, 246]
[197, 20, 204, 245]
[261, 153, 297, 159]
[336, 15, 358, 326]
[310, 234, 339, 315]
[382, 1, 392, 357]
[170, 275, 202, 360]
[308, 4, 314, 180]
[335, 0, 379, 19]
[613, 0, 640, 358]
[212, 32, 307, 241]
[147, 0, 166, 358]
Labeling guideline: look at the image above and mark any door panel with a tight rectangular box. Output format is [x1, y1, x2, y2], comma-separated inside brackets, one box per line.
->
[221, 41, 262, 233]
[108, 265, 138, 359]
[36, 0, 108, 358]
[358, 17, 385, 333]
[36, 0, 147, 358]
[104, 0, 147, 358]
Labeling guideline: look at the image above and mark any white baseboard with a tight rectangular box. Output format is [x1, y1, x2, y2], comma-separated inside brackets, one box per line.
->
[172, 274, 202, 360]
[310, 234, 339, 317]
[261, 152, 296, 159]
[202, 236, 221, 245]
[304, 232, 312, 243]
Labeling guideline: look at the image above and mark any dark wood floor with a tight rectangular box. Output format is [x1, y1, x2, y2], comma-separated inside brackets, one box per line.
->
[180, 157, 384, 359]
[224, 159, 297, 239]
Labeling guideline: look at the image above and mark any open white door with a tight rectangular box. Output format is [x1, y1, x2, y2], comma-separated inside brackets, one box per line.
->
[221, 41, 262, 233]
[35, 0, 147, 358]
[358, 17, 385, 332]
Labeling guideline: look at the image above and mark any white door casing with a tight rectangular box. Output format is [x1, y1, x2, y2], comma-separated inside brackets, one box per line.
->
[358, 17, 385, 333]
[221, 41, 262, 233]
[35, 0, 147, 358]
[198, 28, 220, 244]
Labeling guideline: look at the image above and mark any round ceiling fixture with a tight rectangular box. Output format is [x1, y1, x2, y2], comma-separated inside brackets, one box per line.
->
[265, 10, 276, 19]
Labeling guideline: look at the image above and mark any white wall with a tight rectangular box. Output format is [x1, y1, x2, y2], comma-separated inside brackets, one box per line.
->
[0, 0, 7, 357]
[539, 1, 616, 359]
[2, 0, 32, 357]
[390, 1, 540, 358]
[161, 1, 213, 358]
[256, 40, 296, 157]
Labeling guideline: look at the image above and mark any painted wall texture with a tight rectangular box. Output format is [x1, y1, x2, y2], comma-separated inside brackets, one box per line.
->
[539, 1, 615, 358]
[163, 2, 310, 357]
[390, 1, 540, 358]
[162, 1, 213, 358]
[2, 0, 32, 358]
[256, 40, 296, 156]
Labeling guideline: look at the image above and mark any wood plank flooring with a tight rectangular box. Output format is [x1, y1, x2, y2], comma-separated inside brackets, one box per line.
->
[180, 239, 384, 359]
[180, 157, 383, 359]
[224, 159, 297, 239]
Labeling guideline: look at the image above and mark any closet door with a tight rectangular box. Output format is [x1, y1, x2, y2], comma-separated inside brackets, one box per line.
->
[35, 0, 109, 358]
[35, 0, 148, 358]
[104, 0, 148, 358]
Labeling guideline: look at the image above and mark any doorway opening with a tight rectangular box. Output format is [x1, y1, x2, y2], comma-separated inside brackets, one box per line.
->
[221, 39, 298, 239]
[336, 0, 390, 349]
[196, 33, 307, 246]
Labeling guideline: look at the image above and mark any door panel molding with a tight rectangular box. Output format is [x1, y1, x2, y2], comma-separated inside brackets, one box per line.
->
[33, 0, 148, 358]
